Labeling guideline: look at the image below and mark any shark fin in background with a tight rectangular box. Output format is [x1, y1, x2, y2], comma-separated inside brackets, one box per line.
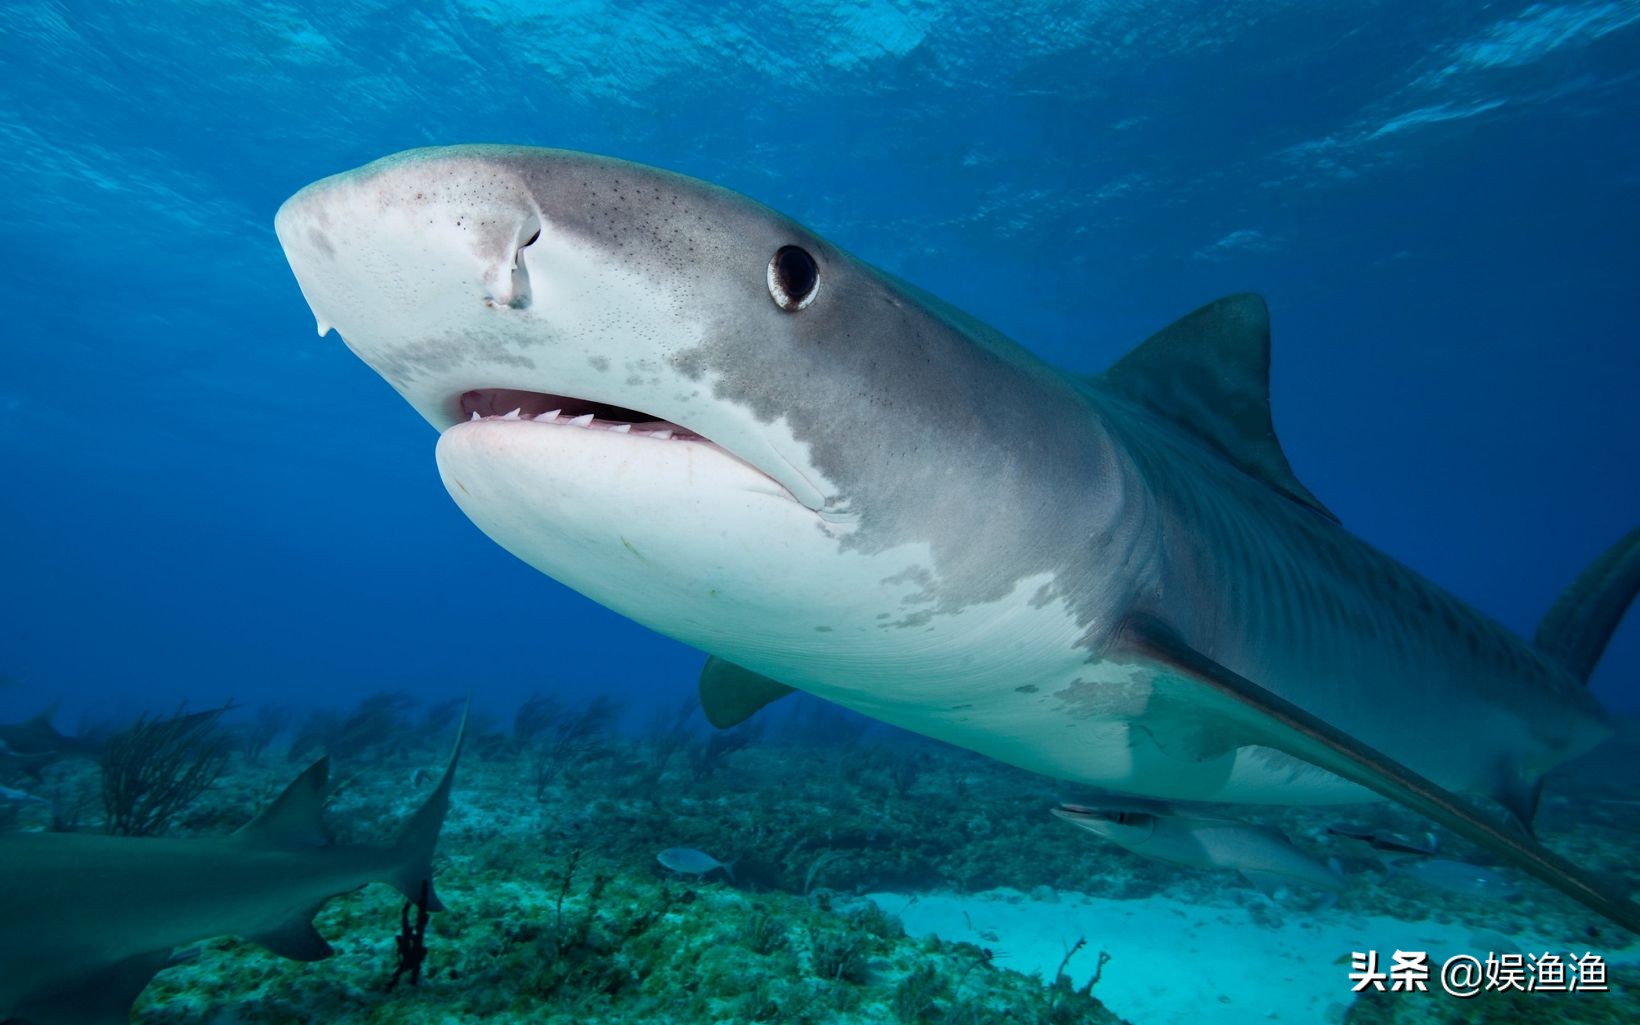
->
[1102, 293, 1338, 523]
[1118, 612, 1640, 934]
[1498, 769, 1547, 838]
[247, 901, 334, 961]
[24, 706, 60, 733]
[233, 757, 334, 848]
[1535, 525, 1640, 685]
[699, 657, 795, 729]
[11, 950, 173, 1025]
[384, 702, 468, 912]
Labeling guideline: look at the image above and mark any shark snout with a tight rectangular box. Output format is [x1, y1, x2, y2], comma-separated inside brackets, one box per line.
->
[275, 148, 547, 348]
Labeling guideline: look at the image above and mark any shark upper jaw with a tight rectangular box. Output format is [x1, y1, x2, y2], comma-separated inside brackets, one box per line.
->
[455, 387, 701, 440]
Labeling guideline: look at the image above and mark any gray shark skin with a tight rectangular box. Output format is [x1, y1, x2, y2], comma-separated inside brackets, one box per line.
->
[274, 145, 1639, 930]
[0, 717, 464, 1025]
[1053, 800, 1345, 893]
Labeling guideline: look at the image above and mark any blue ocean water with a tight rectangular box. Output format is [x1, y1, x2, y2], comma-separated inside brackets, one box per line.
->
[1, 1, 1636, 724]
[2, 4, 1640, 1023]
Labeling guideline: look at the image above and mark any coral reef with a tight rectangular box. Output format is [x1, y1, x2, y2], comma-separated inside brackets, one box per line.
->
[100, 704, 232, 837]
[9, 694, 1638, 1022]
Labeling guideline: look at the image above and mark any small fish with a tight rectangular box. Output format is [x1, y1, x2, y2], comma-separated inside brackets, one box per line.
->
[1326, 822, 1438, 856]
[657, 847, 735, 882]
[0, 786, 47, 806]
[1396, 858, 1521, 900]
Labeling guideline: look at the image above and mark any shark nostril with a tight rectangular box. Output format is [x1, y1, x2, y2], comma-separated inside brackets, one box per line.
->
[485, 221, 539, 310]
[504, 220, 540, 309]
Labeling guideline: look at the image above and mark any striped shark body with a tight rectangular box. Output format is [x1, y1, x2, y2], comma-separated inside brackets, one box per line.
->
[273, 146, 1638, 930]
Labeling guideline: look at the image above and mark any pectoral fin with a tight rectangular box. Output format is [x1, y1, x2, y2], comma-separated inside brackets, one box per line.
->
[699, 657, 795, 729]
[1120, 612, 1640, 934]
[248, 902, 334, 961]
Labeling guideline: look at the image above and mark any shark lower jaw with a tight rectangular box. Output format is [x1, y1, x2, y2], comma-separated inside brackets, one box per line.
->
[433, 400, 842, 649]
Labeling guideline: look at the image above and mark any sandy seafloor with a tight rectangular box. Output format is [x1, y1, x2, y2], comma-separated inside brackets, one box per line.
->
[866, 888, 1639, 1024]
[7, 703, 1640, 1024]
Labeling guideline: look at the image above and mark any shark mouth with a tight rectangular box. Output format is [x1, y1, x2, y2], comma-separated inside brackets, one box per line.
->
[455, 388, 706, 442]
[451, 388, 825, 512]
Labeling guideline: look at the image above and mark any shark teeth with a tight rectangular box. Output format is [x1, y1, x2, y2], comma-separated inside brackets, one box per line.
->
[464, 408, 689, 440]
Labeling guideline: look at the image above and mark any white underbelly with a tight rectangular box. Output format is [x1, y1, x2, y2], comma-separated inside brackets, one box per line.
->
[434, 430, 1376, 808]
[807, 654, 1378, 807]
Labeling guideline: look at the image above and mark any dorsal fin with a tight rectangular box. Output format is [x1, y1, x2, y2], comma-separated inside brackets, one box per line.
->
[20, 706, 64, 744]
[234, 757, 333, 848]
[1104, 294, 1338, 523]
[25, 706, 58, 729]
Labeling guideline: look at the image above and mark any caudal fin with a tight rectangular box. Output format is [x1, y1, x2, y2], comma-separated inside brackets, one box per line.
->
[385, 703, 467, 911]
[1536, 526, 1640, 684]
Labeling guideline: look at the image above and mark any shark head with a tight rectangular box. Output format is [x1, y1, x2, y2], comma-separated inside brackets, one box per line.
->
[276, 146, 1135, 694]
[1050, 801, 1159, 846]
[276, 145, 851, 513]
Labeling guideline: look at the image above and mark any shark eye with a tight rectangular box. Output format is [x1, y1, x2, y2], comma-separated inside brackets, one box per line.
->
[767, 245, 820, 312]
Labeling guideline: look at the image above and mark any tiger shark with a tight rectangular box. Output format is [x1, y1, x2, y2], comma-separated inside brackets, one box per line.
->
[274, 145, 1640, 930]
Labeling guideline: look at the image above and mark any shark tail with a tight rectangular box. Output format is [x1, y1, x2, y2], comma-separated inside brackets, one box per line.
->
[1535, 525, 1640, 684]
[385, 703, 468, 912]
